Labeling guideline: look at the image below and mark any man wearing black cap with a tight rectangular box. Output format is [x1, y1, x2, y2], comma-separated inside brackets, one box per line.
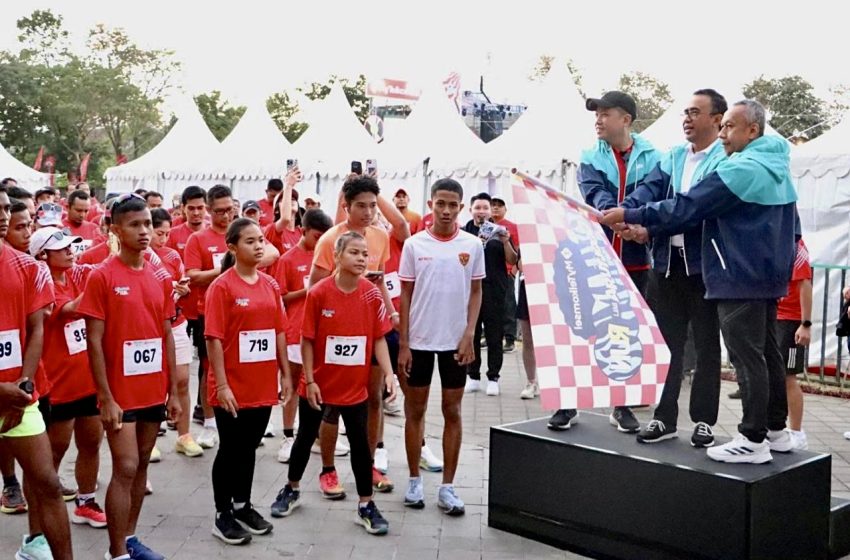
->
[241, 200, 261, 223]
[557, 91, 661, 434]
[393, 189, 422, 233]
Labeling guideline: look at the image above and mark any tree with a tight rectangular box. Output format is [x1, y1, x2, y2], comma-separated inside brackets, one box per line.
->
[617, 71, 673, 132]
[195, 91, 246, 142]
[528, 55, 585, 98]
[266, 91, 308, 143]
[743, 75, 830, 140]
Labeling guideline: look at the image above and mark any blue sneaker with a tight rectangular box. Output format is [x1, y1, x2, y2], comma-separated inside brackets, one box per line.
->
[356, 500, 389, 535]
[270, 485, 301, 518]
[126, 536, 164, 560]
[404, 477, 424, 509]
[437, 485, 465, 516]
[16, 534, 52, 560]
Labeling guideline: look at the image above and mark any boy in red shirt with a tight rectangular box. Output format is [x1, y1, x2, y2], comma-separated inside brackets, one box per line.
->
[63, 190, 100, 256]
[0, 186, 73, 560]
[274, 209, 333, 464]
[78, 193, 181, 560]
[271, 232, 395, 536]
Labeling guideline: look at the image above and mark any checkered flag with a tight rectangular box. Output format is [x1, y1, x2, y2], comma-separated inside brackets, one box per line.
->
[511, 173, 670, 410]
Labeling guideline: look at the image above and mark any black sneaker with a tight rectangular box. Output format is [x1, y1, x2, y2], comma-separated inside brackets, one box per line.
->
[610, 407, 640, 433]
[357, 500, 389, 535]
[691, 422, 715, 448]
[233, 503, 273, 535]
[636, 419, 677, 443]
[212, 510, 252, 545]
[547, 409, 578, 430]
[270, 485, 301, 518]
[503, 341, 516, 353]
[728, 389, 741, 399]
[192, 405, 205, 425]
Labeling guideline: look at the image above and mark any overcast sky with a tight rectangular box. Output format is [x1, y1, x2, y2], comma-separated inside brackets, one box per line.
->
[0, 0, 846, 112]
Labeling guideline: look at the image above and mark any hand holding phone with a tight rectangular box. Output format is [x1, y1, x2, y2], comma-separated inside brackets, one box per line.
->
[366, 159, 378, 177]
[351, 161, 363, 175]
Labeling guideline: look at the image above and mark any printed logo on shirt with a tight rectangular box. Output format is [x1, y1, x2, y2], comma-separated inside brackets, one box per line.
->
[458, 252, 470, 267]
[177, 243, 186, 250]
[235, 298, 250, 307]
[417, 257, 433, 262]
[114, 286, 130, 296]
[207, 246, 220, 253]
[322, 309, 335, 318]
[296, 265, 307, 272]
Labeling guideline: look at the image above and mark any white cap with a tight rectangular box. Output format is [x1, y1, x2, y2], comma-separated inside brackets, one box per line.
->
[29, 227, 82, 256]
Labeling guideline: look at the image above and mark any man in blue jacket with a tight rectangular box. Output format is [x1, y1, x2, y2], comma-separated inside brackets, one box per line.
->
[619, 89, 727, 448]
[549, 91, 661, 434]
[602, 100, 796, 464]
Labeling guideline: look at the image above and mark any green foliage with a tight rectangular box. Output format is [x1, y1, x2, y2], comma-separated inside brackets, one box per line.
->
[528, 55, 585, 98]
[266, 91, 308, 143]
[618, 71, 673, 133]
[194, 91, 246, 142]
[744, 75, 830, 140]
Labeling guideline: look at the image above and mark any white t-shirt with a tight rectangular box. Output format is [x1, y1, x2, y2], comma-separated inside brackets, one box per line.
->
[399, 228, 486, 351]
[671, 144, 711, 247]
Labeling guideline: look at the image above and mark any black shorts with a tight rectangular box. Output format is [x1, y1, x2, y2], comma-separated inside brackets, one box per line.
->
[321, 400, 367, 425]
[38, 395, 51, 425]
[192, 315, 208, 359]
[408, 350, 467, 389]
[50, 394, 99, 423]
[122, 404, 167, 424]
[370, 331, 399, 372]
[517, 279, 529, 321]
[776, 319, 805, 375]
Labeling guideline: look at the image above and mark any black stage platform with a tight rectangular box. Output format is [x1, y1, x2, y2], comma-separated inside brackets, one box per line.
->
[489, 412, 839, 560]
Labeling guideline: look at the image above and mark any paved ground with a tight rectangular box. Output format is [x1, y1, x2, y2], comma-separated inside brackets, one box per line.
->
[3, 346, 850, 559]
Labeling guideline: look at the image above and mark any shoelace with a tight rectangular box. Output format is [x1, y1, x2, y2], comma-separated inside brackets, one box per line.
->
[695, 423, 713, 437]
[647, 419, 666, 432]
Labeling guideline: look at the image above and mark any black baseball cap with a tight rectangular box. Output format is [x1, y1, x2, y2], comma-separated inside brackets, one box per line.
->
[242, 200, 261, 213]
[586, 91, 637, 121]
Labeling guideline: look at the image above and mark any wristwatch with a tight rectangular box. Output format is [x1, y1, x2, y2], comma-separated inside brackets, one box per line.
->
[801, 320, 813, 328]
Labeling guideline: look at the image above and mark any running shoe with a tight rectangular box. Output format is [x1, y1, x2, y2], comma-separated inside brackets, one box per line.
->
[547, 409, 578, 430]
[72, 498, 107, 528]
[404, 477, 424, 509]
[149, 446, 161, 463]
[437, 485, 465, 516]
[691, 422, 715, 448]
[1, 484, 27, 514]
[356, 500, 389, 535]
[175, 434, 204, 457]
[270, 485, 301, 518]
[706, 434, 772, 464]
[233, 503, 273, 535]
[609, 407, 640, 433]
[766, 429, 794, 453]
[277, 436, 294, 463]
[374, 447, 389, 474]
[419, 445, 443, 472]
[16, 534, 51, 560]
[372, 467, 394, 493]
[636, 419, 677, 444]
[212, 510, 252, 546]
[196, 426, 218, 449]
[519, 382, 539, 399]
[126, 535, 165, 559]
[319, 470, 346, 500]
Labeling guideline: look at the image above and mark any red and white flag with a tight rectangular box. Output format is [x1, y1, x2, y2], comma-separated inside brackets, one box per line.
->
[511, 173, 670, 410]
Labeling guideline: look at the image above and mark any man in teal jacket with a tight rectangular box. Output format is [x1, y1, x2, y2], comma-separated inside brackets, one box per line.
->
[602, 100, 797, 464]
[548, 91, 661, 434]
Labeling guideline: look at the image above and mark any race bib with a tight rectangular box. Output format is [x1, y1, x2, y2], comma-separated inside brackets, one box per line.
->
[71, 239, 93, 256]
[123, 338, 162, 376]
[384, 272, 401, 299]
[325, 335, 367, 366]
[0, 329, 23, 371]
[239, 329, 276, 363]
[212, 252, 226, 269]
[63, 319, 87, 355]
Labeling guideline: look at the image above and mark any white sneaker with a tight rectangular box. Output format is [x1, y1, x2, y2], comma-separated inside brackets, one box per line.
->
[374, 448, 389, 474]
[519, 382, 539, 399]
[706, 434, 772, 464]
[265, 421, 276, 438]
[145, 479, 153, 495]
[789, 429, 808, 451]
[383, 397, 402, 416]
[419, 444, 444, 472]
[277, 437, 294, 463]
[18, 534, 52, 560]
[197, 426, 219, 449]
[766, 429, 793, 453]
[486, 380, 500, 396]
[464, 379, 480, 393]
[339, 420, 346, 436]
[844, 431, 850, 441]
[149, 445, 162, 463]
[335, 440, 350, 457]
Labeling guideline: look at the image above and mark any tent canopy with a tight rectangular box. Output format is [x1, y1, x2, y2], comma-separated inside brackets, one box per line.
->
[0, 142, 51, 190]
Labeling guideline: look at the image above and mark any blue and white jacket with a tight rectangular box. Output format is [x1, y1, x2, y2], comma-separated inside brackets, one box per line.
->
[622, 135, 797, 300]
[578, 133, 662, 268]
[621, 140, 727, 276]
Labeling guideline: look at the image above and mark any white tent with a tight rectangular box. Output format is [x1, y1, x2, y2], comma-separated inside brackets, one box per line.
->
[104, 98, 226, 201]
[219, 103, 293, 201]
[0, 142, 51, 190]
[791, 115, 850, 373]
[473, 62, 595, 201]
[290, 86, 378, 213]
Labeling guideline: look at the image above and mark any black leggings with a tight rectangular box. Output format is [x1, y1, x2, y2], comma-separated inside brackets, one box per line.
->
[287, 399, 372, 498]
[212, 406, 271, 512]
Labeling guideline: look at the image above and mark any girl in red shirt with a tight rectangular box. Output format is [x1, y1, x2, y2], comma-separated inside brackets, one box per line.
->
[270, 232, 394, 535]
[204, 218, 292, 546]
[32, 228, 107, 528]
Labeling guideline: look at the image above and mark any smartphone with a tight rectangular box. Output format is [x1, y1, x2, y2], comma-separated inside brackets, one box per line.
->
[366, 158, 377, 175]
[365, 271, 384, 279]
[286, 158, 298, 172]
[351, 160, 363, 175]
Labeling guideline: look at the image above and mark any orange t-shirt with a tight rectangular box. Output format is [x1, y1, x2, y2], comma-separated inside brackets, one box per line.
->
[312, 223, 389, 275]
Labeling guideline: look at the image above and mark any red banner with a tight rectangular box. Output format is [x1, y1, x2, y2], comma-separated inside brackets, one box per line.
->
[366, 79, 420, 101]
[79, 153, 91, 182]
[33, 147, 44, 171]
[43, 155, 56, 186]
[116, 153, 128, 165]
[511, 173, 670, 409]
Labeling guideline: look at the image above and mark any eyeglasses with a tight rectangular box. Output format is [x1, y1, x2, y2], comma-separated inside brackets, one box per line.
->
[211, 207, 235, 217]
[681, 108, 722, 119]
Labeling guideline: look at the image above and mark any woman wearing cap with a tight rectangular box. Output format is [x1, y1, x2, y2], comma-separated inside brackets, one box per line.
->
[30, 227, 108, 529]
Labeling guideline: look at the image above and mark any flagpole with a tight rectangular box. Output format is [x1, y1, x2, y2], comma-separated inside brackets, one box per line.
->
[512, 169, 603, 218]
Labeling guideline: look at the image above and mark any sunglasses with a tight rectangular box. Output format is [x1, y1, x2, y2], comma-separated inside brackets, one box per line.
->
[33, 230, 66, 255]
[112, 192, 146, 209]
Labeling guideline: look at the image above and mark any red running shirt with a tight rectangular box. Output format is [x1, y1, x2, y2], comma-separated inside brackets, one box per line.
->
[153, 246, 187, 327]
[777, 240, 813, 322]
[43, 265, 97, 404]
[276, 245, 313, 345]
[264, 223, 302, 254]
[0, 245, 55, 401]
[77, 256, 175, 411]
[204, 269, 286, 408]
[300, 277, 391, 406]
[184, 228, 227, 317]
[258, 199, 275, 228]
[167, 223, 207, 319]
